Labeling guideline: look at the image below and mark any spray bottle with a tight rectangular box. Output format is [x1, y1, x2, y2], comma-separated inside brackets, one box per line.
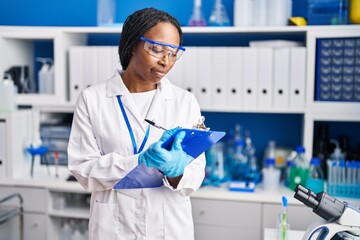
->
[188, 0, 207, 26]
[330, 139, 344, 162]
[36, 57, 54, 94]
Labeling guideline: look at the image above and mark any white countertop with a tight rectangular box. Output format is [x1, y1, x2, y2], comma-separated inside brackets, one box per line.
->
[0, 179, 359, 206]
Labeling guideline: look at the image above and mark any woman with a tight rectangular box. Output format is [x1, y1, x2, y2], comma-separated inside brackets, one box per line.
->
[68, 7, 205, 240]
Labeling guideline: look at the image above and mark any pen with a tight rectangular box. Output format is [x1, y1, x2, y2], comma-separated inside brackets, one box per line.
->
[145, 119, 167, 131]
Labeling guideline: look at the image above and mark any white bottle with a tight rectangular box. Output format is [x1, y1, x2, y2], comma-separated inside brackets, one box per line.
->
[330, 139, 344, 162]
[234, 0, 254, 27]
[0, 75, 17, 112]
[37, 57, 54, 94]
[267, 0, 292, 26]
[262, 158, 281, 190]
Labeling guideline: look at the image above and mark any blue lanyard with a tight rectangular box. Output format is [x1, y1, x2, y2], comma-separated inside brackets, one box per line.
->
[117, 95, 150, 154]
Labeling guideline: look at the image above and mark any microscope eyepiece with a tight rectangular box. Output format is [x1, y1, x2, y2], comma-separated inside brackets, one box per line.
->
[294, 184, 319, 209]
[293, 185, 346, 221]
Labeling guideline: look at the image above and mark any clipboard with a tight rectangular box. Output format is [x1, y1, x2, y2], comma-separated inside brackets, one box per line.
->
[113, 129, 226, 190]
[161, 129, 226, 159]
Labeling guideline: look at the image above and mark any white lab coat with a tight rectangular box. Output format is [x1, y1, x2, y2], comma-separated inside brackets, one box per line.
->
[68, 70, 206, 240]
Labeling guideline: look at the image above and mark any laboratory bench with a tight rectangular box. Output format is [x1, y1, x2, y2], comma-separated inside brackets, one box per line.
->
[0, 179, 359, 240]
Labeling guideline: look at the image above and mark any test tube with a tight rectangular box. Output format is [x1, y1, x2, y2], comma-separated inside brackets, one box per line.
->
[332, 160, 338, 184]
[339, 160, 346, 184]
[327, 159, 334, 184]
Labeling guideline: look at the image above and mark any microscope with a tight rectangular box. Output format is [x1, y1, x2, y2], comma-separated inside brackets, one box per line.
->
[294, 185, 360, 240]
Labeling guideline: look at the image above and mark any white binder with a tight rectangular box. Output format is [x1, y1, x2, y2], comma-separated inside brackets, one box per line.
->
[211, 47, 227, 108]
[182, 47, 198, 95]
[273, 47, 290, 109]
[69, 46, 84, 103]
[289, 47, 306, 109]
[242, 48, 258, 108]
[226, 47, 243, 109]
[196, 47, 213, 109]
[166, 51, 185, 88]
[257, 48, 273, 109]
[96, 46, 113, 83]
[83, 47, 98, 89]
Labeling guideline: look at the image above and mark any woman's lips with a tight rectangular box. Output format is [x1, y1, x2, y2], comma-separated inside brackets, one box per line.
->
[152, 69, 166, 78]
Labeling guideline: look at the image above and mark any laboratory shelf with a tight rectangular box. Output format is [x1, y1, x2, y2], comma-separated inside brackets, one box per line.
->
[48, 208, 89, 219]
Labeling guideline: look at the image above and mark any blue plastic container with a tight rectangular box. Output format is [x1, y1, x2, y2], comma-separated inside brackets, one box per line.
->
[308, 0, 349, 25]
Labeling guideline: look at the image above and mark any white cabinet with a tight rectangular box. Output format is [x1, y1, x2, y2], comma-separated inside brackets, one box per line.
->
[46, 189, 89, 240]
[0, 121, 6, 178]
[191, 198, 262, 240]
[0, 110, 32, 179]
[0, 186, 47, 240]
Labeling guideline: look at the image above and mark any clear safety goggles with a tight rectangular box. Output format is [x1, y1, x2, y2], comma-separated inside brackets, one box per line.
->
[139, 36, 186, 61]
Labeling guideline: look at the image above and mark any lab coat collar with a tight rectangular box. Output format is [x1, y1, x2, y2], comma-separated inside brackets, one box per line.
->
[106, 70, 174, 131]
[106, 70, 175, 100]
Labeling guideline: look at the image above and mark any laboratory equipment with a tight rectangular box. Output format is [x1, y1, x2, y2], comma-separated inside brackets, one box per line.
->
[262, 158, 281, 190]
[294, 184, 360, 240]
[267, 0, 292, 26]
[188, 0, 206, 26]
[4, 65, 31, 93]
[233, 0, 254, 26]
[0, 193, 23, 240]
[244, 131, 260, 183]
[327, 159, 360, 199]
[36, 57, 54, 94]
[27, 145, 49, 178]
[208, 0, 230, 26]
[307, 0, 349, 25]
[330, 139, 345, 162]
[306, 158, 325, 193]
[204, 142, 226, 186]
[278, 196, 289, 240]
[350, 0, 360, 23]
[0, 75, 17, 112]
[289, 146, 309, 190]
[97, 0, 115, 26]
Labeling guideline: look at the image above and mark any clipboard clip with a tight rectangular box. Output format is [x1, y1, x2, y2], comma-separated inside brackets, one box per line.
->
[193, 116, 210, 131]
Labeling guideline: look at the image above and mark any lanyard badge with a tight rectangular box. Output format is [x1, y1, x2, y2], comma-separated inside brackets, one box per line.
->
[117, 95, 150, 154]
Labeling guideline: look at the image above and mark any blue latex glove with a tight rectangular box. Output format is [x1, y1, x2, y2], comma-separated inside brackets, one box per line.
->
[138, 128, 192, 178]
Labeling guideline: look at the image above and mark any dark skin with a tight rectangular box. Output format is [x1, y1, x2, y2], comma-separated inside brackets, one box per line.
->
[121, 22, 183, 188]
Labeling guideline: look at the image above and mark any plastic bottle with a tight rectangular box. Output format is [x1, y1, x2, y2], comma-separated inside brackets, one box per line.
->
[306, 158, 324, 193]
[188, 0, 207, 26]
[205, 142, 225, 184]
[36, 57, 54, 94]
[263, 140, 276, 168]
[208, 0, 230, 26]
[233, 0, 254, 27]
[0, 75, 18, 112]
[60, 219, 72, 240]
[97, 0, 115, 26]
[284, 155, 294, 187]
[267, 0, 292, 26]
[244, 132, 260, 183]
[230, 140, 248, 181]
[262, 158, 281, 190]
[330, 139, 345, 162]
[349, 0, 360, 24]
[289, 146, 309, 191]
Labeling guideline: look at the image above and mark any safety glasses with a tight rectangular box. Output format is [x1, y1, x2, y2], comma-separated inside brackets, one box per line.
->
[139, 36, 186, 61]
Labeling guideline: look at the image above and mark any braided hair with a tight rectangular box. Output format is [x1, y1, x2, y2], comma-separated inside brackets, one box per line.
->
[118, 7, 183, 70]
